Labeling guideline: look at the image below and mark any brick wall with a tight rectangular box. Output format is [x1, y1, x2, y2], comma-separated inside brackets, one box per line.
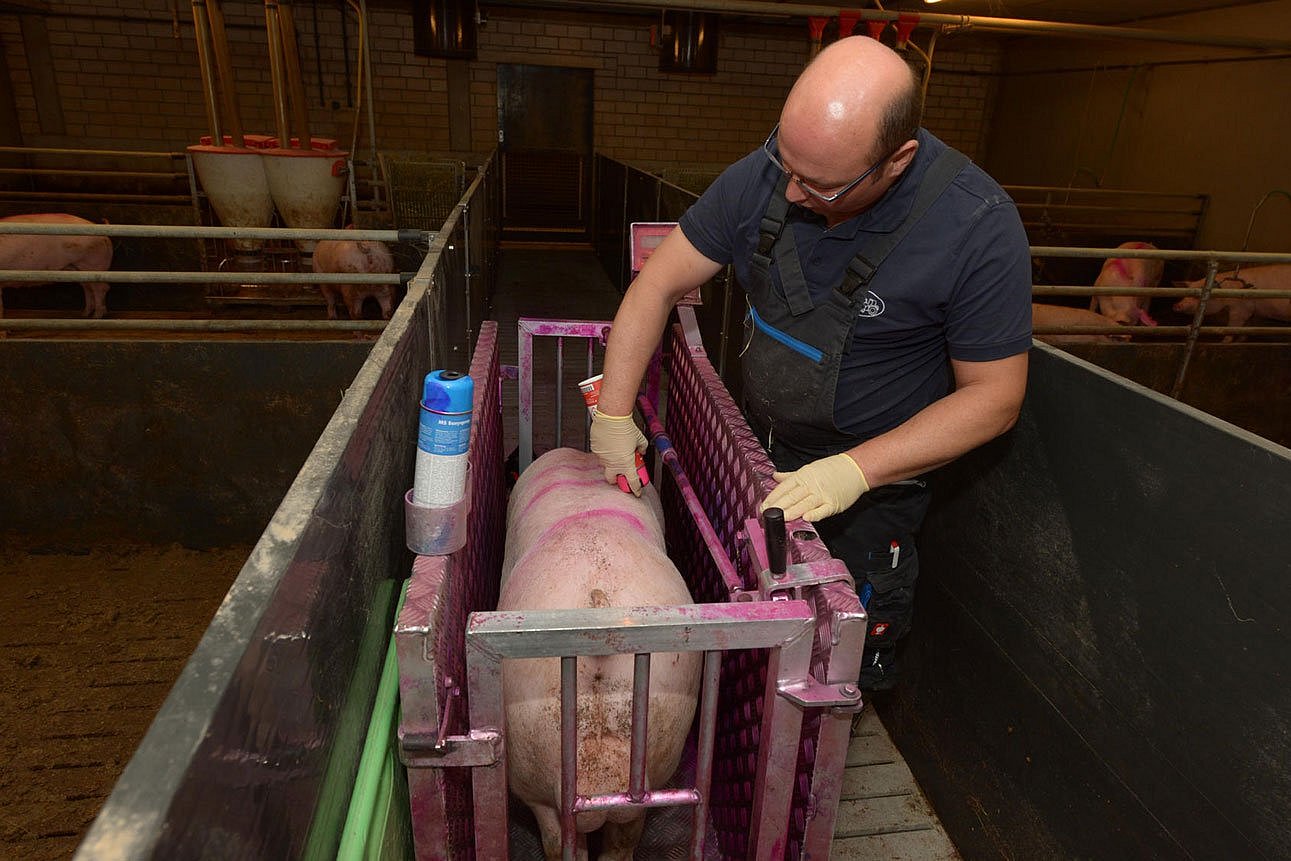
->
[0, 2, 1004, 169]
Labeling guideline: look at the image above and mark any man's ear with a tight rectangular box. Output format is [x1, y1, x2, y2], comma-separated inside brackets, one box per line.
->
[887, 139, 920, 179]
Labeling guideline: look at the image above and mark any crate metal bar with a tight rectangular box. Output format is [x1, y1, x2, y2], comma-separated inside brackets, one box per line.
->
[574, 787, 700, 812]
[516, 317, 614, 472]
[465, 602, 815, 860]
[555, 336, 564, 449]
[560, 655, 578, 861]
[628, 652, 651, 802]
[690, 649, 721, 861]
[0, 318, 384, 333]
[637, 395, 744, 594]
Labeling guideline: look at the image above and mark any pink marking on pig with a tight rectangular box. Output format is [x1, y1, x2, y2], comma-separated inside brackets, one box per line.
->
[528, 507, 654, 547]
[516, 476, 610, 522]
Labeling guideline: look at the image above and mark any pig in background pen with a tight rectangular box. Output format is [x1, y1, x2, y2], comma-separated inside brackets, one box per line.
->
[0, 214, 113, 319]
[1031, 239, 1166, 344]
[1173, 263, 1291, 331]
[313, 228, 399, 320]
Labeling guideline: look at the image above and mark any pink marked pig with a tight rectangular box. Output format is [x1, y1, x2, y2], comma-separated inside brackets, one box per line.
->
[312, 230, 397, 320]
[1090, 241, 1164, 326]
[0, 214, 112, 318]
[1173, 264, 1291, 328]
[499, 448, 700, 860]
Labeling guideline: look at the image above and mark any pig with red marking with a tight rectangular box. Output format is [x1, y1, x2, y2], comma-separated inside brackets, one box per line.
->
[312, 229, 397, 320]
[499, 448, 700, 860]
[1173, 264, 1291, 328]
[1090, 240, 1163, 327]
[0, 214, 113, 318]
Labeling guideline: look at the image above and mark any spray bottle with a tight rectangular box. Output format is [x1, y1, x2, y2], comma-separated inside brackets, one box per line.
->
[578, 373, 650, 493]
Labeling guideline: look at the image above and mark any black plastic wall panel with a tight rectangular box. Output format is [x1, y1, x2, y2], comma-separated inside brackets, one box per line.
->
[891, 343, 1291, 859]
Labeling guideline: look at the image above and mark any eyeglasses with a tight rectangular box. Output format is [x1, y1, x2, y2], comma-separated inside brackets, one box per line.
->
[762, 123, 891, 203]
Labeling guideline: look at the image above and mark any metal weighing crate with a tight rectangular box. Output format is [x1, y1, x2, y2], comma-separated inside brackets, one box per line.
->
[396, 313, 866, 859]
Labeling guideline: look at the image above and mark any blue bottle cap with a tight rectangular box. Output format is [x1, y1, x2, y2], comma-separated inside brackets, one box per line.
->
[422, 370, 474, 413]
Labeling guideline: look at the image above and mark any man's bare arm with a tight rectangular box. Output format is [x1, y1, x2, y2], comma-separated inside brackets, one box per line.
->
[597, 228, 723, 416]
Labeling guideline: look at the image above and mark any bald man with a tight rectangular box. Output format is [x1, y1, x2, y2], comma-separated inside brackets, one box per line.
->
[591, 36, 1032, 694]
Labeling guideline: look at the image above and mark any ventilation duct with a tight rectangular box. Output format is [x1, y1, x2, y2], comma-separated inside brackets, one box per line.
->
[412, 0, 478, 59]
[659, 10, 719, 74]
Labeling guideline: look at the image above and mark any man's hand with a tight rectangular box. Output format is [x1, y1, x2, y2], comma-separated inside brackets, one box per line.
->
[760, 453, 869, 522]
[589, 408, 649, 495]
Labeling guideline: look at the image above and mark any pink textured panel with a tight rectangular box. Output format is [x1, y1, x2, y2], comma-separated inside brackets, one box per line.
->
[661, 323, 862, 860]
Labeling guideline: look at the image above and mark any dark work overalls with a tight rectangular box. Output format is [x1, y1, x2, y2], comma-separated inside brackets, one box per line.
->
[742, 149, 967, 690]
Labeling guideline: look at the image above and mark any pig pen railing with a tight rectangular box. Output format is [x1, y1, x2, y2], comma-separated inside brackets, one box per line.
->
[70, 150, 499, 860]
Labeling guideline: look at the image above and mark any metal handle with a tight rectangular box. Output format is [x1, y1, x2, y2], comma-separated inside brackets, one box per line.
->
[763, 507, 787, 577]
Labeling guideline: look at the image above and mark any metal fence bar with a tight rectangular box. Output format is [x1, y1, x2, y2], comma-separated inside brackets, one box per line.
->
[0, 270, 402, 284]
[0, 318, 385, 333]
[0, 222, 425, 243]
[0, 145, 184, 159]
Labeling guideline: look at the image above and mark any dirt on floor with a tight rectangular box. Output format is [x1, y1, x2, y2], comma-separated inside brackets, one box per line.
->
[0, 542, 249, 860]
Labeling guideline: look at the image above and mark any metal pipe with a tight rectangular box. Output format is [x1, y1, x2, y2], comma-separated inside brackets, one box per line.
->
[560, 655, 578, 861]
[276, 0, 312, 148]
[205, 0, 245, 147]
[572, 787, 701, 812]
[263, 0, 292, 146]
[0, 269, 401, 284]
[359, 0, 379, 173]
[189, 0, 223, 144]
[0, 168, 188, 179]
[1171, 260, 1218, 398]
[0, 318, 384, 332]
[688, 650, 721, 861]
[627, 652, 650, 803]
[487, 0, 1291, 51]
[0, 222, 420, 242]
[637, 396, 744, 595]
[0, 191, 195, 203]
[555, 336, 564, 448]
[1033, 286, 1291, 300]
[1029, 246, 1291, 264]
[0, 146, 184, 159]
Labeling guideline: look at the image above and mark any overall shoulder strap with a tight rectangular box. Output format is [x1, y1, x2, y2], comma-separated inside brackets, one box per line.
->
[840, 149, 970, 297]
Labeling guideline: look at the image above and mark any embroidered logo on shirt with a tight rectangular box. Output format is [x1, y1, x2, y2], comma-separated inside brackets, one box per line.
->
[858, 291, 886, 318]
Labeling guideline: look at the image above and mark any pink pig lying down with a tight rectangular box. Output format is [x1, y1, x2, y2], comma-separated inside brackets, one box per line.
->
[1090, 241, 1163, 327]
[311, 234, 397, 320]
[1032, 303, 1132, 344]
[500, 448, 701, 861]
[0, 214, 113, 318]
[1173, 264, 1291, 328]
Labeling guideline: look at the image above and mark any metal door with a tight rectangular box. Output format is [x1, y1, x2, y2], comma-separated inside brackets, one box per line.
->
[497, 64, 593, 240]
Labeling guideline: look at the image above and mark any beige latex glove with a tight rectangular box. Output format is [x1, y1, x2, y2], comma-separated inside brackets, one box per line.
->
[760, 453, 870, 522]
[589, 408, 649, 495]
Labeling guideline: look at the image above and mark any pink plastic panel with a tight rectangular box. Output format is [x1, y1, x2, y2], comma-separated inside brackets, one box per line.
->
[401, 320, 506, 860]
[661, 323, 863, 860]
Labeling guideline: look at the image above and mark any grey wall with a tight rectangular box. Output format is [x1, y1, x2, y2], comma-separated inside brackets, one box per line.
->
[0, 340, 370, 549]
[887, 343, 1291, 859]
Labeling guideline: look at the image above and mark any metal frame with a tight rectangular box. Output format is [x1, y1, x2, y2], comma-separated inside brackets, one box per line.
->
[464, 600, 820, 861]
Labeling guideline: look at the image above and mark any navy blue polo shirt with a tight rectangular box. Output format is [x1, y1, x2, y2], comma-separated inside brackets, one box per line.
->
[679, 128, 1032, 440]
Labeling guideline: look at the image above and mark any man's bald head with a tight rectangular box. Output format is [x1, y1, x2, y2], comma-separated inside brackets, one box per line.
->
[781, 37, 922, 170]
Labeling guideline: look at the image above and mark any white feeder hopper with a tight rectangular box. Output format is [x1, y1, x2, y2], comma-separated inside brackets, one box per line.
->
[187, 135, 276, 254]
[261, 137, 348, 254]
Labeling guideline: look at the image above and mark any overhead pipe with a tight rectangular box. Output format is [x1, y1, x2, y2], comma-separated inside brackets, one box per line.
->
[489, 0, 1291, 52]
[189, 0, 223, 144]
[204, 0, 245, 147]
[263, 0, 292, 146]
[276, 0, 312, 148]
